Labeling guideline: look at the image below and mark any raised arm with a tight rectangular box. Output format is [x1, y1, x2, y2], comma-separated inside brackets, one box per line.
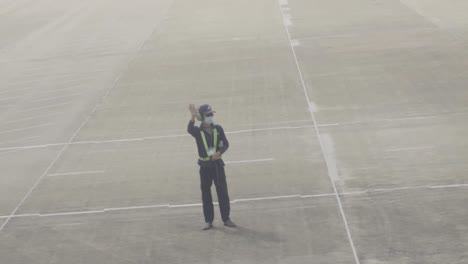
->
[187, 104, 199, 137]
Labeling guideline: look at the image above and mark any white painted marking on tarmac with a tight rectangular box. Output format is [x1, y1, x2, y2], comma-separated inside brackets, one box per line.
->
[226, 125, 315, 135]
[169, 203, 203, 208]
[0, 115, 93, 232]
[48, 170, 105, 177]
[385, 146, 435, 152]
[316, 123, 340, 127]
[3, 111, 466, 151]
[342, 183, 468, 194]
[308, 101, 318, 112]
[225, 158, 275, 164]
[233, 194, 299, 202]
[2, 111, 467, 151]
[278, 1, 361, 263]
[40, 210, 104, 217]
[369, 186, 426, 193]
[300, 193, 337, 198]
[0, 125, 316, 152]
[398, 0, 441, 27]
[1, 182, 468, 220]
[0, 213, 39, 219]
[290, 39, 301, 47]
[320, 133, 340, 182]
[0, 0, 177, 233]
[104, 204, 169, 211]
[283, 13, 293, 26]
[318, 112, 468, 127]
[429, 183, 468, 189]
[0, 142, 67, 151]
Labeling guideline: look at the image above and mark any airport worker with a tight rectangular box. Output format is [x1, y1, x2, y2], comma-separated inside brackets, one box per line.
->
[187, 104, 236, 230]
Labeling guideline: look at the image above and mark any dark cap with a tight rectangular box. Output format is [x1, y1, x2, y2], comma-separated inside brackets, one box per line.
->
[198, 104, 215, 115]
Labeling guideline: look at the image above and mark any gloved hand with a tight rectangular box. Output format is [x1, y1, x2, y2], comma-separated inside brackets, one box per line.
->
[188, 104, 198, 120]
[211, 151, 222, 161]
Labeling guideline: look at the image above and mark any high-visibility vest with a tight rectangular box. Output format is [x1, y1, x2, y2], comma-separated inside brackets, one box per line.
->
[199, 128, 218, 161]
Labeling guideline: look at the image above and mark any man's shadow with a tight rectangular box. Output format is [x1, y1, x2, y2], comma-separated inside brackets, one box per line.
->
[215, 225, 283, 244]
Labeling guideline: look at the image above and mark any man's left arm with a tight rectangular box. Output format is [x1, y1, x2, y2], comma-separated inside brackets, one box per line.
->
[218, 125, 229, 155]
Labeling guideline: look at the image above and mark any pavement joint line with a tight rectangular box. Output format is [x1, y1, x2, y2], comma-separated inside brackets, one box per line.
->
[0, 0, 176, 233]
[0, 125, 316, 151]
[1, 183, 467, 220]
[0, 115, 93, 232]
[225, 125, 315, 134]
[398, 0, 441, 27]
[225, 158, 275, 164]
[315, 112, 468, 128]
[385, 146, 435, 152]
[104, 204, 169, 211]
[47, 170, 106, 177]
[233, 194, 300, 202]
[2, 110, 467, 151]
[277, 2, 361, 263]
[429, 183, 468, 189]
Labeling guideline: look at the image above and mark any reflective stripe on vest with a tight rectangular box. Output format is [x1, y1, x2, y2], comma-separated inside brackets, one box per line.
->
[199, 128, 217, 161]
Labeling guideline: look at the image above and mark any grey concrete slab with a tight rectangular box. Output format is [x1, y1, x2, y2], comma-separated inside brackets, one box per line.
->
[2, 0, 468, 263]
[78, 31, 310, 140]
[317, 113, 468, 192]
[0, 0, 81, 50]
[343, 188, 468, 263]
[140, 0, 286, 46]
[18, 127, 333, 213]
[0, 0, 174, 147]
[400, 0, 468, 28]
[285, 0, 434, 39]
[74, 0, 310, 142]
[1, 197, 356, 264]
[0, 147, 61, 216]
[282, 0, 468, 195]
[293, 28, 468, 124]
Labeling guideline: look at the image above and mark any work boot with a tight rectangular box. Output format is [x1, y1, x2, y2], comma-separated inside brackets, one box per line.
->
[202, 222, 213, 230]
[224, 219, 237, 228]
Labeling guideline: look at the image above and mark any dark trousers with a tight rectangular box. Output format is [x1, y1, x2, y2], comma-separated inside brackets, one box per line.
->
[200, 164, 231, 223]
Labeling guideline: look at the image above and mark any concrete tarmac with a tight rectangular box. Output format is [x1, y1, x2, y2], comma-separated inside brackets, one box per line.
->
[1, 0, 467, 263]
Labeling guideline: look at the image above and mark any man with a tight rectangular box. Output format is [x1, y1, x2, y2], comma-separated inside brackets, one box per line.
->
[187, 104, 236, 230]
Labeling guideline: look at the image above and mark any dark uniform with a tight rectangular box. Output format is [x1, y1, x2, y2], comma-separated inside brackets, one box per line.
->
[187, 120, 231, 224]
